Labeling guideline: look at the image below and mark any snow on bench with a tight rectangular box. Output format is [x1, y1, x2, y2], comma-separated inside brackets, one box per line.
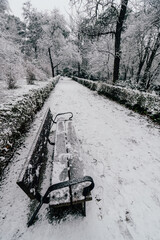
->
[49, 118, 92, 209]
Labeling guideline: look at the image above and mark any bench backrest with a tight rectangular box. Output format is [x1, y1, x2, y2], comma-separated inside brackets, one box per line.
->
[17, 108, 52, 200]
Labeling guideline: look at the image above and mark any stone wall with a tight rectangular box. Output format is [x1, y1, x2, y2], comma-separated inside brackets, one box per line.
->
[72, 76, 160, 124]
[0, 76, 60, 175]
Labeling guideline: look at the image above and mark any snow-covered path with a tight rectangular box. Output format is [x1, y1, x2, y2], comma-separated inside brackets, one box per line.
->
[1, 77, 160, 240]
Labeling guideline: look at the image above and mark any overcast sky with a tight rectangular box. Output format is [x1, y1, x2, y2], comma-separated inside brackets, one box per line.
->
[8, 0, 71, 20]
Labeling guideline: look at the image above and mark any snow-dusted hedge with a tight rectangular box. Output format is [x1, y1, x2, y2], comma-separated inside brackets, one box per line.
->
[0, 76, 60, 174]
[72, 76, 98, 91]
[72, 76, 160, 123]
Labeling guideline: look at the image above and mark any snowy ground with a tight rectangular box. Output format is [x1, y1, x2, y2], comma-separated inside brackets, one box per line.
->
[1, 77, 160, 240]
[0, 78, 50, 105]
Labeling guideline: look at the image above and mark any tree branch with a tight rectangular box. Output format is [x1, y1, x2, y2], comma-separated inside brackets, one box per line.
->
[84, 30, 115, 37]
[97, 49, 115, 57]
[53, 61, 61, 69]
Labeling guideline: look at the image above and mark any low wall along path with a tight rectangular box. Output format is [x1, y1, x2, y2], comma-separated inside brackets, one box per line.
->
[0, 76, 60, 175]
[72, 76, 160, 124]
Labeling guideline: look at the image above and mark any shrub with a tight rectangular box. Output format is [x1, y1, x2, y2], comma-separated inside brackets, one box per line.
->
[6, 69, 17, 89]
[72, 76, 160, 123]
[26, 66, 36, 85]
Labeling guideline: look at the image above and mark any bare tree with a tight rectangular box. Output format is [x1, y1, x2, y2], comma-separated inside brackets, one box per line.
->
[70, 0, 129, 83]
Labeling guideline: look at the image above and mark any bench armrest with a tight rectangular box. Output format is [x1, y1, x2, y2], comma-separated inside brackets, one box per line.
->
[52, 112, 73, 123]
[27, 176, 94, 226]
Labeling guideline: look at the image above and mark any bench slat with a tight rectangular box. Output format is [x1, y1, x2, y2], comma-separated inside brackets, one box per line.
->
[49, 121, 70, 207]
[66, 121, 92, 204]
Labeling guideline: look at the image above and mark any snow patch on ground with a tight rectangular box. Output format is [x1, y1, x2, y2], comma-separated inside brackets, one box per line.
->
[0, 78, 51, 105]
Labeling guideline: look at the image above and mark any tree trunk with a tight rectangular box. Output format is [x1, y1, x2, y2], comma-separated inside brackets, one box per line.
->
[124, 65, 129, 80]
[136, 34, 152, 83]
[78, 62, 81, 77]
[56, 65, 59, 75]
[136, 60, 144, 83]
[147, 62, 160, 90]
[77, 32, 81, 77]
[113, 0, 128, 84]
[140, 32, 160, 90]
[48, 47, 55, 78]
[35, 46, 38, 59]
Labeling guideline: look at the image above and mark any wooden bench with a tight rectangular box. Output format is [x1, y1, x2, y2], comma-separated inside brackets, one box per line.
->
[17, 108, 94, 226]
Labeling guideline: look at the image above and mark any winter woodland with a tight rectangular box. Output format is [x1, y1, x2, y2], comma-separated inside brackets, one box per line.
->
[1, 1, 160, 239]
[0, 0, 160, 93]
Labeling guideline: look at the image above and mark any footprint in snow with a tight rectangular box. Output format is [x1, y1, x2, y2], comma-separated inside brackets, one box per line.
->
[97, 161, 105, 178]
[125, 210, 134, 227]
[95, 186, 104, 220]
[91, 159, 105, 178]
[92, 158, 97, 165]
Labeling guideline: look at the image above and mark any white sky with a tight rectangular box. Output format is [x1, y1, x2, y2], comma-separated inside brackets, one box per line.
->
[8, 0, 71, 20]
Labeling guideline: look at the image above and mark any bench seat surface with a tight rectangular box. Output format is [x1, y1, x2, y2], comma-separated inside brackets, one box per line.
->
[49, 119, 91, 207]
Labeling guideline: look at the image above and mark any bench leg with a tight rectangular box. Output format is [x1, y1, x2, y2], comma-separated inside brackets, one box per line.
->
[27, 201, 44, 227]
[82, 201, 86, 217]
